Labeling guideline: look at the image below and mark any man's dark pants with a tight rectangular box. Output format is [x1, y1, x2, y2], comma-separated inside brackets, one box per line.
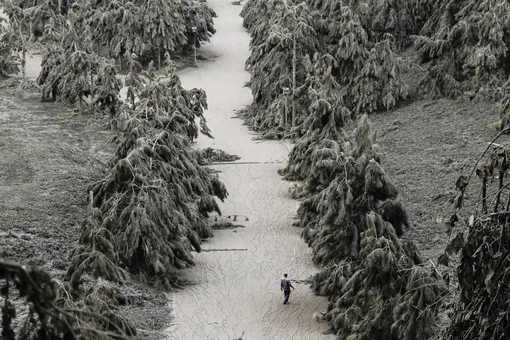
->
[283, 289, 291, 304]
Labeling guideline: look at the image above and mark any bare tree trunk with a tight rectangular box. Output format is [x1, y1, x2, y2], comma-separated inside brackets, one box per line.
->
[79, 95, 83, 114]
[494, 171, 505, 212]
[12, 16, 26, 82]
[21, 48, 26, 82]
[158, 46, 161, 69]
[291, 33, 296, 125]
[482, 176, 488, 215]
[284, 95, 288, 126]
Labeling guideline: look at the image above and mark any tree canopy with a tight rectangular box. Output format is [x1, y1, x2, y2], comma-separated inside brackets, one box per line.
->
[240, 0, 408, 138]
[67, 59, 227, 287]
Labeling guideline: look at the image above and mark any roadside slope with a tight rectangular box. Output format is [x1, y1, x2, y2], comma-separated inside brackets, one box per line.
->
[371, 99, 505, 262]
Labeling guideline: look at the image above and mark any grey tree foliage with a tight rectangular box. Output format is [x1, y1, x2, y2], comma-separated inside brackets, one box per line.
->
[371, 0, 435, 49]
[0, 17, 20, 77]
[12, 0, 216, 94]
[182, 0, 217, 49]
[399, 0, 510, 100]
[140, 0, 187, 67]
[240, 0, 320, 138]
[286, 117, 444, 340]
[40, 17, 102, 111]
[280, 53, 350, 194]
[123, 52, 145, 109]
[34, 4, 125, 113]
[0, 253, 134, 339]
[67, 59, 227, 287]
[107, 2, 145, 61]
[92, 62, 122, 117]
[240, 0, 408, 138]
[440, 140, 510, 340]
[2, 1, 30, 81]
[311, 4, 408, 116]
[197, 148, 241, 165]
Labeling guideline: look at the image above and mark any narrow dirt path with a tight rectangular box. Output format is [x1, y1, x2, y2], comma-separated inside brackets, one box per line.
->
[167, 1, 333, 339]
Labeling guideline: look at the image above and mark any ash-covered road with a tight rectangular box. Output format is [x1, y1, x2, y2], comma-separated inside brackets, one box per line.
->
[166, 0, 333, 339]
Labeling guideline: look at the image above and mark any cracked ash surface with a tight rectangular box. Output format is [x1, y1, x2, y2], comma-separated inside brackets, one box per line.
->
[166, 1, 333, 339]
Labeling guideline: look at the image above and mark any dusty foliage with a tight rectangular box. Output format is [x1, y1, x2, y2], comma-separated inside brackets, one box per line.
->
[374, 0, 510, 100]
[240, 0, 408, 138]
[67, 59, 227, 287]
[282, 116, 445, 340]
[370, 0, 435, 49]
[0, 16, 20, 77]
[4, 0, 215, 62]
[1, 0, 216, 108]
[241, 0, 320, 138]
[0, 253, 133, 339]
[441, 136, 510, 340]
[197, 148, 241, 165]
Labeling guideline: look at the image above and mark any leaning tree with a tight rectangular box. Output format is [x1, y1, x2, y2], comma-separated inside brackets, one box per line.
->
[288, 116, 444, 340]
[68, 59, 227, 287]
[411, 0, 510, 100]
[0, 252, 135, 339]
[0, 17, 19, 77]
[280, 53, 350, 194]
[241, 0, 320, 138]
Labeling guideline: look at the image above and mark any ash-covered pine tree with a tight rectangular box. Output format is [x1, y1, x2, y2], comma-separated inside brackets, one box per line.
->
[2, 0, 30, 81]
[280, 53, 350, 195]
[109, 1, 145, 61]
[139, 0, 187, 68]
[182, 0, 217, 50]
[40, 17, 101, 112]
[68, 57, 227, 287]
[0, 17, 20, 77]
[241, 0, 320, 137]
[91, 60, 122, 117]
[371, 0, 434, 49]
[323, 6, 408, 115]
[123, 52, 145, 109]
[86, 1, 122, 58]
[38, 5, 123, 114]
[412, 0, 510, 99]
[285, 116, 444, 340]
[0, 252, 135, 339]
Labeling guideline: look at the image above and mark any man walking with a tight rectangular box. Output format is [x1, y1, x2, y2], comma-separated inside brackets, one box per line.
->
[280, 273, 295, 304]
